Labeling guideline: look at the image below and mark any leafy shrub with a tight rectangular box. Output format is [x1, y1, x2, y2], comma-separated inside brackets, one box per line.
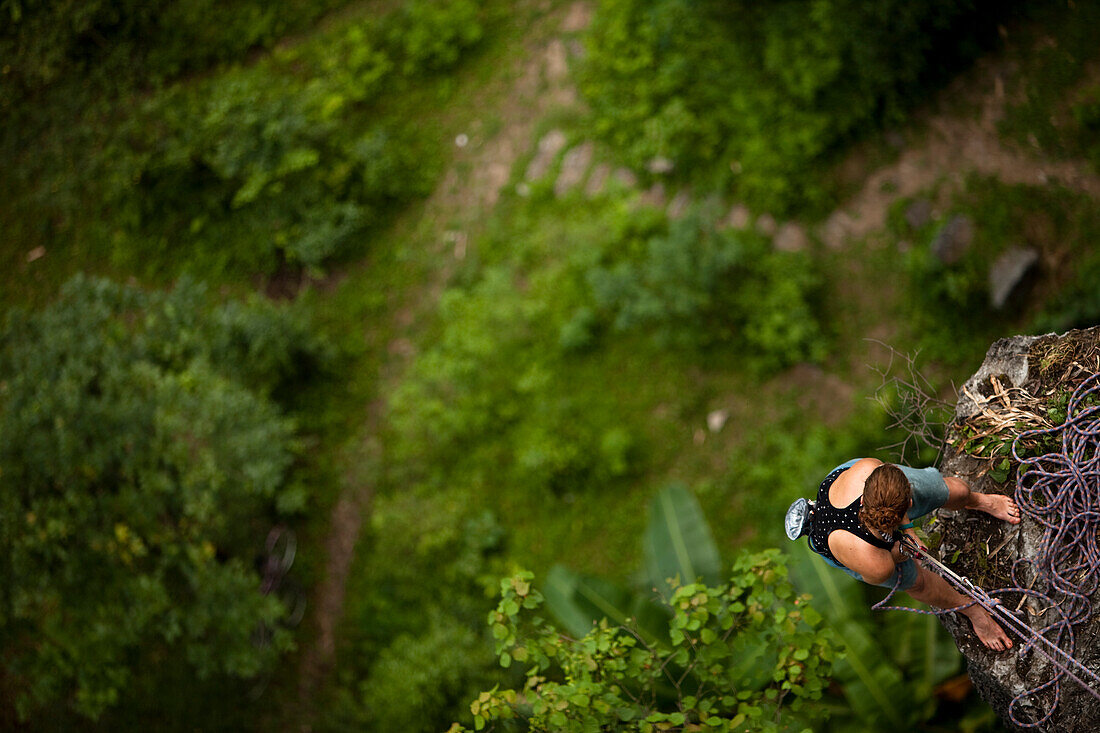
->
[107, 63, 437, 277]
[586, 212, 826, 369]
[0, 276, 314, 722]
[0, 0, 347, 103]
[581, 0, 1007, 214]
[453, 551, 838, 732]
[385, 0, 485, 76]
[3, 1, 489, 284]
[317, 503, 505, 733]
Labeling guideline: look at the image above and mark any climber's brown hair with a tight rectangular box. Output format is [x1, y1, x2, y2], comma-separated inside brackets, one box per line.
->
[860, 463, 912, 537]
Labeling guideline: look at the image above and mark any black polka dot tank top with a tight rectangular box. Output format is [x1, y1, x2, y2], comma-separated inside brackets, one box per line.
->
[808, 463, 897, 565]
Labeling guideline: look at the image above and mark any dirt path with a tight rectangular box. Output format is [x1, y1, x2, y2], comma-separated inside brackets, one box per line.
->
[294, 2, 592, 718]
[819, 57, 1100, 249]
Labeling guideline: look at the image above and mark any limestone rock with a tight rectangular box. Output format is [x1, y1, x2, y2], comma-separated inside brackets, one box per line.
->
[774, 223, 809, 252]
[667, 190, 691, 219]
[755, 213, 778, 237]
[585, 163, 611, 197]
[989, 247, 1040, 310]
[935, 326, 1100, 731]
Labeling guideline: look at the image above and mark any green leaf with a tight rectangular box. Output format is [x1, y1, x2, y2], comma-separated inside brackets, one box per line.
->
[645, 483, 721, 596]
[543, 565, 635, 639]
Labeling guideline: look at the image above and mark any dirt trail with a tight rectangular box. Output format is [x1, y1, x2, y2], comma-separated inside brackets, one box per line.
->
[820, 57, 1100, 249]
[294, 1, 591, 718]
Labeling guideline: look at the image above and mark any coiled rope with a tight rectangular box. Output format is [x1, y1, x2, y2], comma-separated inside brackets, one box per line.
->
[872, 371, 1100, 728]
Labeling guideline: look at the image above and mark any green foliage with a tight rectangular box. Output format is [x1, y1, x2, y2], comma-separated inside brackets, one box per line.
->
[0, 0, 347, 103]
[3, 0, 490, 285]
[105, 0, 489, 278]
[997, 1, 1100, 170]
[389, 198, 825, 505]
[0, 275, 312, 721]
[386, 0, 485, 76]
[581, 0, 1005, 214]
[890, 179, 1100, 357]
[454, 551, 837, 732]
[644, 484, 722, 596]
[544, 483, 722, 642]
[788, 545, 963, 729]
[359, 615, 496, 732]
[586, 213, 825, 366]
[316, 501, 506, 733]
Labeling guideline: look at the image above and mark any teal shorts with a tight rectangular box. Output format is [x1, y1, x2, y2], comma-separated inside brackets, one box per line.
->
[819, 459, 950, 590]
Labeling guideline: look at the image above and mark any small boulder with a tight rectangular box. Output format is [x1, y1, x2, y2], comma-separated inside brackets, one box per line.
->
[525, 129, 568, 181]
[555, 142, 594, 197]
[988, 247, 1040, 310]
[930, 214, 974, 265]
[755, 213, 778, 237]
[724, 204, 751, 230]
[774, 223, 809, 252]
[905, 198, 933, 230]
[646, 156, 675, 175]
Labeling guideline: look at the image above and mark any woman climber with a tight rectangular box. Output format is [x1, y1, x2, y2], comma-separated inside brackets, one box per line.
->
[790, 458, 1020, 651]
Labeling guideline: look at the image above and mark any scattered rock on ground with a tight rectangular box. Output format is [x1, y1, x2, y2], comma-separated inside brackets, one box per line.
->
[820, 210, 856, 249]
[756, 213, 778, 236]
[988, 246, 1040, 310]
[905, 198, 934, 229]
[545, 39, 569, 82]
[613, 167, 638, 188]
[585, 163, 610, 197]
[668, 190, 691, 219]
[526, 129, 568, 181]
[562, 1, 593, 32]
[930, 213, 974, 264]
[647, 156, 675, 175]
[555, 142, 594, 196]
[774, 223, 809, 252]
[724, 204, 751, 230]
[640, 182, 666, 208]
[706, 409, 730, 433]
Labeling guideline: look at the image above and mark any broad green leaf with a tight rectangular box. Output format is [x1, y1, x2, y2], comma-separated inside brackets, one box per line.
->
[787, 544, 867, 624]
[644, 483, 721, 596]
[543, 565, 633, 639]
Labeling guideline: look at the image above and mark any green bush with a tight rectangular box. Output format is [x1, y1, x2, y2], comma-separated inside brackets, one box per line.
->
[108, 70, 420, 276]
[581, 0, 1006, 214]
[317, 502, 505, 733]
[586, 213, 826, 368]
[454, 552, 838, 732]
[0, 0, 347, 102]
[0, 276, 315, 722]
[3, 0, 490, 285]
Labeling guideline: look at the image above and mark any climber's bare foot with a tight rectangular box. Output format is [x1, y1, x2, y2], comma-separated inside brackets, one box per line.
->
[963, 607, 1013, 651]
[971, 493, 1021, 524]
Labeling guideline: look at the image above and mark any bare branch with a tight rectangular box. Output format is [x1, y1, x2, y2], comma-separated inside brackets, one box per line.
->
[865, 339, 955, 465]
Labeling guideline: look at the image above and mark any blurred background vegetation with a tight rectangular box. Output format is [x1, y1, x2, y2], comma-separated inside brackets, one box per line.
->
[2, 0, 1099, 730]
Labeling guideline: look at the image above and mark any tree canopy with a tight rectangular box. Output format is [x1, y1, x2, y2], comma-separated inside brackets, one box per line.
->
[0, 275, 312, 721]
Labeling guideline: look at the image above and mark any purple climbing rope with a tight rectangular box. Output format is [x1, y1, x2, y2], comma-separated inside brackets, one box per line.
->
[873, 371, 1100, 728]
